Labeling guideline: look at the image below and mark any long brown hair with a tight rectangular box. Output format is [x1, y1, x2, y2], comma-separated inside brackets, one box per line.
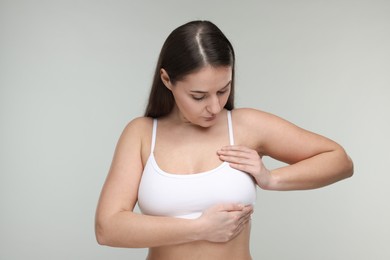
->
[144, 20, 235, 118]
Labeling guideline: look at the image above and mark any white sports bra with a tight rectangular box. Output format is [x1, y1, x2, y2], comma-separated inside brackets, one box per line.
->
[137, 111, 257, 219]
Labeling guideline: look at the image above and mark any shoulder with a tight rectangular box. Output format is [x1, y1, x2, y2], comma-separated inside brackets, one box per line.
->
[231, 107, 281, 127]
[115, 116, 155, 164]
[230, 108, 294, 151]
[123, 116, 154, 134]
[117, 116, 154, 147]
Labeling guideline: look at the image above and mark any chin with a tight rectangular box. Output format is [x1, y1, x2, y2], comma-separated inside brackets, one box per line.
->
[199, 120, 217, 128]
[186, 115, 216, 128]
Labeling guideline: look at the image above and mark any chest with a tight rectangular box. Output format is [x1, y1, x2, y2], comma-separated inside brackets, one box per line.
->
[153, 127, 229, 174]
[138, 160, 257, 219]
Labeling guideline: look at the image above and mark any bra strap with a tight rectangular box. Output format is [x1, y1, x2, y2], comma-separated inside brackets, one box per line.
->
[151, 118, 157, 152]
[227, 110, 235, 145]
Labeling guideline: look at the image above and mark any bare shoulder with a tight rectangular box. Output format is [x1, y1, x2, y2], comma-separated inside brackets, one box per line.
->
[120, 116, 154, 142]
[231, 107, 275, 123]
[231, 108, 300, 153]
[128, 116, 152, 131]
[230, 108, 269, 150]
[123, 116, 153, 132]
[231, 107, 288, 132]
[118, 117, 154, 163]
[114, 116, 154, 157]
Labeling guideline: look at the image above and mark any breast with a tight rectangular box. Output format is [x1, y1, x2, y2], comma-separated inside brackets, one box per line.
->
[138, 157, 257, 219]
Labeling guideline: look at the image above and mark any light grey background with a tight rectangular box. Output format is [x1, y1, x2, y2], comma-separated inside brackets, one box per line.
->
[1, 0, 389, 259]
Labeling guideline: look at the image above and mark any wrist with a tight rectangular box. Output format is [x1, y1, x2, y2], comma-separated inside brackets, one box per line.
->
[188, 217, 205, 242]
[255, 168, 274, 190]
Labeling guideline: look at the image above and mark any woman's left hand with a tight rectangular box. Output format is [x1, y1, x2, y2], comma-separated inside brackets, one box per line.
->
[217, 145, 271, 188]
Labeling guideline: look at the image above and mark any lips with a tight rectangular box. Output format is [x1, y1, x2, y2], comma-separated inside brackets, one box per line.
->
[204, 115, 216, 121]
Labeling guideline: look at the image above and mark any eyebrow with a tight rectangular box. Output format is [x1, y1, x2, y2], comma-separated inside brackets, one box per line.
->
[190, 81, 231, 94]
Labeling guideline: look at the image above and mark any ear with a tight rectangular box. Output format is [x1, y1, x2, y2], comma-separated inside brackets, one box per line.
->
[160, 68, 173, 90]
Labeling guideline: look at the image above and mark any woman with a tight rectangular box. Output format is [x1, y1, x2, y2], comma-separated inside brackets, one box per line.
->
[95, 20, 353, 259]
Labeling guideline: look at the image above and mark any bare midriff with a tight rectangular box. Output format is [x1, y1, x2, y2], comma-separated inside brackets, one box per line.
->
[146, 222, 252, 260]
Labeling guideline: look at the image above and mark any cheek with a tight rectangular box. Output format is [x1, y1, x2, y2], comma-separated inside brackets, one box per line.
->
[184, 99, 204, 113]
[220, 92, 231, 105]
[175, 94, 203, 113]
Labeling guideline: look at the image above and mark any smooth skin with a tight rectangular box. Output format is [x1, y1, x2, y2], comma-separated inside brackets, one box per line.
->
[95, 65, 353, 260]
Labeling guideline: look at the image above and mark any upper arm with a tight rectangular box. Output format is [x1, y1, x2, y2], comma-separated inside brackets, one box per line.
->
[96, 117, 152, 220]
[234, 108, 343, 164]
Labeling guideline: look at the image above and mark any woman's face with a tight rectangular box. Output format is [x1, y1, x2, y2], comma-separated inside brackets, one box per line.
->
[161, 65, 232, 127]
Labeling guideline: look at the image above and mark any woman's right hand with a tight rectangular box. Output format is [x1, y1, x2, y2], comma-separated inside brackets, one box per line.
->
[195, 204, 253, 243]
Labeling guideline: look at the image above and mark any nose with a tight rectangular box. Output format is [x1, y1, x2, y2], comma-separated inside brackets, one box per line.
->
[207, 95, 222, 114]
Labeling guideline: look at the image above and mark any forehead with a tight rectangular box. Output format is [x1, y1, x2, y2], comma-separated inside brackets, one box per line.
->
[177, 66, 232, 89]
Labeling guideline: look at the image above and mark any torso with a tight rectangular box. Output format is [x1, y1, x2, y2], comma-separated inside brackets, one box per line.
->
[146, 224, 252, 260]
[138, 109, 256, 259]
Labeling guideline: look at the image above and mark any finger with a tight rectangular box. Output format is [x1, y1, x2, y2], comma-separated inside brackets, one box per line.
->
[218, 152, 252, 161]
[237, 212, 252, 229]
[219, 155, 251, 166]
[231, 223, 244, 239]
[218, 148, 252, 157]
[218, 150, 255, 162]
[220, 151, 261, 168]
[241, 205, 254, 214]
[232, 215, 251, 238]
[218, 203, 244, 212]
[224, 158, 258, 174]
[244, 205, 254, 213]
[228, 162, 254, 172]
[218, 148, 258, 161]
[234, 206, 253, 223]
[220, 145, 252, 152]
[239, 206, 254, 220]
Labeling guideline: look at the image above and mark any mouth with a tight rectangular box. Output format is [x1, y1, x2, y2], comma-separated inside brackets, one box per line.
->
[204, 115, 216, 121]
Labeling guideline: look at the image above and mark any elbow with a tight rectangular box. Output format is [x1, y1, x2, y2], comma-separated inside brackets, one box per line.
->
[95, 224, 106, 246]
[344, 155, 354, 179]
[337, 148, 354, 180]
[95, 219, 109, 246]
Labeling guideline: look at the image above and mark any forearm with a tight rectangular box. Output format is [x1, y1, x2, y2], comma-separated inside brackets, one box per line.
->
[95, 211, 200, 248]
[262, 149, 353, 191]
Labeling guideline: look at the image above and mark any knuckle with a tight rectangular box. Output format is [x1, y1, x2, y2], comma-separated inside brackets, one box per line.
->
[232, 214, 240, 222]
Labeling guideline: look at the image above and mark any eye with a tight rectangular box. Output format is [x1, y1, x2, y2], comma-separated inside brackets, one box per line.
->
[217, 90, 228, 96]
[192, 95, 205, 101]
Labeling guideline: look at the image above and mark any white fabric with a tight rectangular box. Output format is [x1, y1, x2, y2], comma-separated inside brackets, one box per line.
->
[138, 111, 257, 219]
